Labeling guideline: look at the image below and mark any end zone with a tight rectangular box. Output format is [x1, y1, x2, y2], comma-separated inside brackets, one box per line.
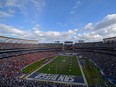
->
[25, 55, 87, 86]
[26, 72, 86, 86]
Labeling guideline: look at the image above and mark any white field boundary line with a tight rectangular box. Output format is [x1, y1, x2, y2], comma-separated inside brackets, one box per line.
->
[20, 56, 54, 79]
[76, 56, 88, 86]
[27, 77, 87, 86]
[25, 56, 58, 79]
[21, 55, 55, 71]
[26, 56, 87, 86]
[89, 59, 116, 87]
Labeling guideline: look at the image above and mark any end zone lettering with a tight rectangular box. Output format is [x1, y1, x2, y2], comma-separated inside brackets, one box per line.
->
[35, 73, 58, 81]
[57, 75, 74, 82]
[35, 73, 75, 82]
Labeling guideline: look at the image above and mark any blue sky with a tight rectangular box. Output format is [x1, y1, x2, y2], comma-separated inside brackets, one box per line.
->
[0, 0, 116, 42]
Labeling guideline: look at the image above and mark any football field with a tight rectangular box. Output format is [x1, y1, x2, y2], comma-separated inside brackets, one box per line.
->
[22, 54, 114, 86]
[26, 56, 87, 86]
[37, 56, 81, 75]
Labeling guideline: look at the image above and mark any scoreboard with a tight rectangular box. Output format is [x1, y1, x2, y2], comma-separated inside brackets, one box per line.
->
[64, 41, 73, 50]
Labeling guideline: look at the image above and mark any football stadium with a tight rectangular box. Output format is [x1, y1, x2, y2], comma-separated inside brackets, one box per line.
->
[0, 36, 116, 87]
[0, 0, 116, 87]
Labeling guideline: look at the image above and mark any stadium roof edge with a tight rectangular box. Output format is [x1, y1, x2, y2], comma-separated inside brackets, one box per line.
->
[0, 35, 38, 44]
[103, 36, 116, 40]
[0, 35, 38, 41]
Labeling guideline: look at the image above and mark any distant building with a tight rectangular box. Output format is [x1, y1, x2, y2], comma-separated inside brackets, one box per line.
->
[103, 36, 116, 43]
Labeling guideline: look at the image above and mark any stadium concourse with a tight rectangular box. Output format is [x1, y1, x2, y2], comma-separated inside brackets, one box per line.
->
[0, 36, 116, 87]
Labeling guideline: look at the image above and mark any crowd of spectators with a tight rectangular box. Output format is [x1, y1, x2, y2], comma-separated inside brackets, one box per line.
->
[74, 42, 116, 48]
[0, 41, 63, 59]
[0, 36, 80, 87]
[78, 51, 116, 84]
[74, 42, 116, 85]
[0, 51, 83, 87]
[0, 42, 39, 50]
[2, 37, 116, 86]
[0, 51, 61, 87]
[0, 49, 61, 59]
[0, 42, 63, 51]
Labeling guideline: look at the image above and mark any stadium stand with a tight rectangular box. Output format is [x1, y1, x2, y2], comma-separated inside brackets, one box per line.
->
[0, 36, 63, 58]
[74, 41, 116, 85]
[1, 35, 116, 86]
[0, 36, 66, 87]
[0, 52, 57, 87]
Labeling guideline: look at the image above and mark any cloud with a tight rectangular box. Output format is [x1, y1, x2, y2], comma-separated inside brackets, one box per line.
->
[32, 25, 78, 42]
[70, 0, 81, 14]
[5, 0, 16, 7]
[0, 0, 45, 19]
[83, 14, 116, 41]
[76, 32, 102, 42]
[0, 0, 16, 18]
[0, 11, 13, 18]
[84, 23, 94, 30]
[70, 10, 76, 14]
[72, 0, 81, 9]
[95, 14, 116, 29]
[0, 24, 28, 36]
[0, 24, 78, 42]
[13, 0, 45, 18]
[1, 14, 116, 42]
[85, 14, 116, 30]
[0, 8, 15, 18]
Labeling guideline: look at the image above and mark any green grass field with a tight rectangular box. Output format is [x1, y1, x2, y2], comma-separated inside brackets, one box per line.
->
[22, 55, 115, 86]
[81, 58, 115, 87]
[22, 57, 53, 74]
[37, 56, 82, 76]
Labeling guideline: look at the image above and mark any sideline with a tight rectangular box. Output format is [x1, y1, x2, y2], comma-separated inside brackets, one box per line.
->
[25, 56, 58, 79]
[22, 55, 55, 71]
[26, 56, 87, 86]
[77, 56, 88, 86]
